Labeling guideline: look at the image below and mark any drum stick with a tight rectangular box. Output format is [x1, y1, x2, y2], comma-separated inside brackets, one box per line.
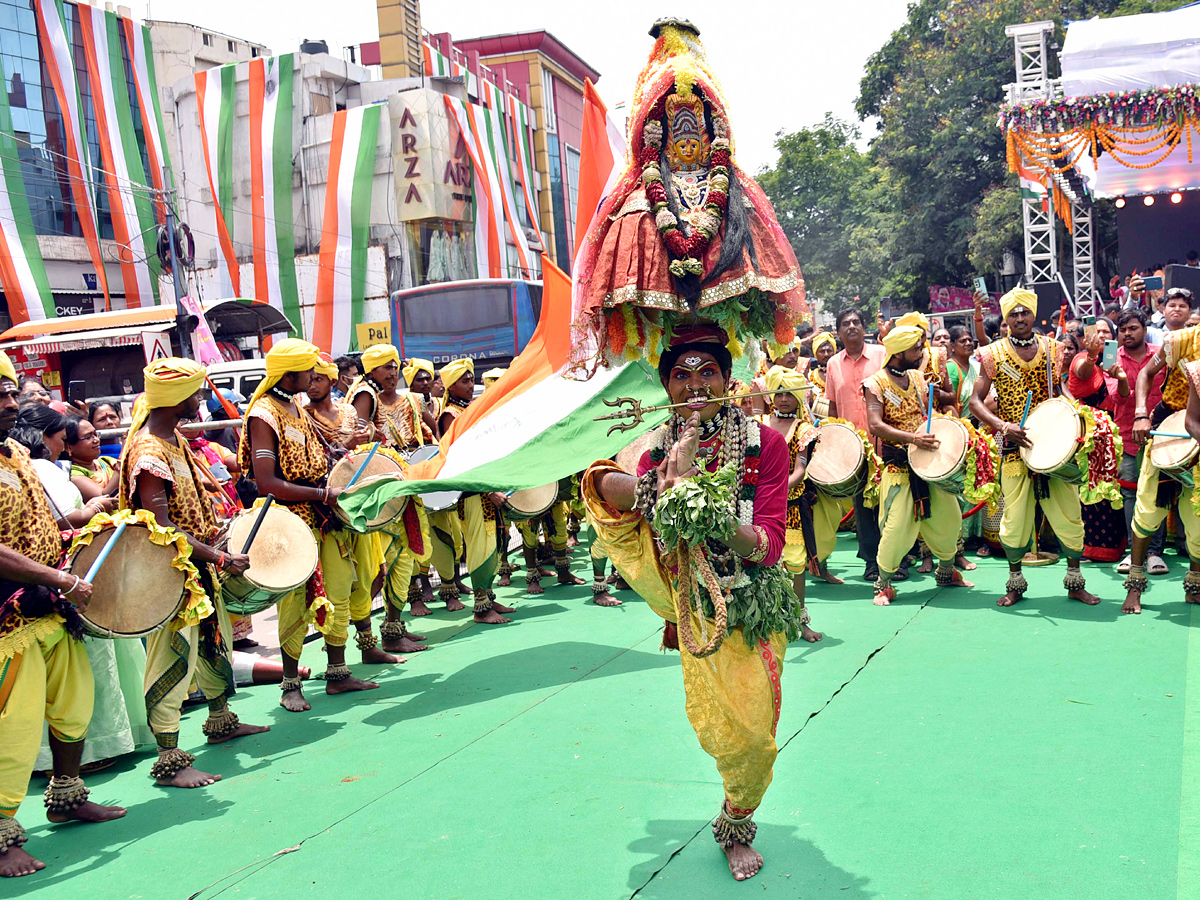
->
[1019, 390, 1033, 429]
[240, 495, 275, 554]
[84, 521, 127, 583]
[1150, 431, 1194, 440]
[345, 443, 380, 490]
[925, 387, 935, 433]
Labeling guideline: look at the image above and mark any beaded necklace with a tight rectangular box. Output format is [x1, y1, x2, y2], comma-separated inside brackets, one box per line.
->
[267, 384, 297, 403]
[1009, 334, 1037, 348]
[447, 395, 471, 409]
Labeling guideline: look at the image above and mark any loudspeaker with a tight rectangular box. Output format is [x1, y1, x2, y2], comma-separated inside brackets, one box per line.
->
[1029, 281, 1064, 328]
[1165, 264, 1200, 295]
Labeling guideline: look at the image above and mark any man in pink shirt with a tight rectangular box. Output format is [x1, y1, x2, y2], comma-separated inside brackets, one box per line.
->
[825, 308, 890, 580]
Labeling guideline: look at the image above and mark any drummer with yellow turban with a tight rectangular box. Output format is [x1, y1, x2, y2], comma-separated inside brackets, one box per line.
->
[402, 357, 440, 440]
[894, 310, 954, 412]
[240, 339, 379, 712]
[120, 358, 270, 787]
[429, 358, 517, 624]
[970, 288, 1096, 607]
[762, 365, 824, 641]
[864, 327, 974, 605]
[0, 351, 128, 879]
[350, 344, 430, 451]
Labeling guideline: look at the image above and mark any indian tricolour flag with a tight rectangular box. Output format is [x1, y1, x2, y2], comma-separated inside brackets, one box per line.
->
[400, 259, 671, 495]
[1018, 164, 1048, 201]
[195, 63, 240, 297]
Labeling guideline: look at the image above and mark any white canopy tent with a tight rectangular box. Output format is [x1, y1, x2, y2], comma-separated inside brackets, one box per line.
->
[1061, 4, 1200, 196]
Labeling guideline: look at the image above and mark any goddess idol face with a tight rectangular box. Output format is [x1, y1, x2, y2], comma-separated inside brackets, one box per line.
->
[665, 93, 709, 172]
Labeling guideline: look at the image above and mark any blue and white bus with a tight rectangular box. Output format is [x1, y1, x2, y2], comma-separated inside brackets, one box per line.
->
[388, 278, 543, 366]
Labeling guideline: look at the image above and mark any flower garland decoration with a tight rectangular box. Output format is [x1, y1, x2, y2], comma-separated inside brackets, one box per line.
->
[67, 508, 213, 630]
[640, 98, 732, 281]
[962, 420, 1001, 509]
[1072, 404, 1123, 507]
[999, 83, 1200, 133]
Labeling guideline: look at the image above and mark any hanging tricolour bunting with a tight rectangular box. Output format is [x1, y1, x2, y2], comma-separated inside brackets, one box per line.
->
[248, 54, 301, 334]
[505, 92, 543, 251]
[443, 96, 534, 280]
[0, 57, 54, 322]
[78, 4, 158, 308]
[121, 16, 172, 226]
[195, 64, 241, 297]
[312, 104, 382, 355]
[33, 0, 110, 305]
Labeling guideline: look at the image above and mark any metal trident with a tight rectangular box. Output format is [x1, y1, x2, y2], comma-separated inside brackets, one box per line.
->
[594, 388, 813, 436]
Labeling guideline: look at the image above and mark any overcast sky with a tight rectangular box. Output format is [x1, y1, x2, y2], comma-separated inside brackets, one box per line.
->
[133, 0, 911, 172]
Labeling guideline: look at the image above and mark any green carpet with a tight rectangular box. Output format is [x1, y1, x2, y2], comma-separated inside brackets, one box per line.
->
[9, 536, 1197, 899]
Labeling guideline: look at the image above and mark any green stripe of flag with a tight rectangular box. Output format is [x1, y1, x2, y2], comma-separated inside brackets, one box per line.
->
[141, 25, 172, 173]
[348, 104, 380, 332]
[273, 54, 301, 333]
[217, 64, 237, 253]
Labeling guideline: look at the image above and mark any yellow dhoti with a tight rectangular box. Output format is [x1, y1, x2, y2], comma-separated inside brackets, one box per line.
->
[0, 620, 92, 817]
[379, 502, 432, 612]
[349, 533, 384, 622]
[876, 466, 963, 575]
[1131, 446, 1200, 556]
[812, 492, 842, 563]
[582, 464, 784, 813]
[278, 528, 348, 658]
[999, 457, 1084, 563]
[428, 510, 464, 583]
[460, 495, 498, 587]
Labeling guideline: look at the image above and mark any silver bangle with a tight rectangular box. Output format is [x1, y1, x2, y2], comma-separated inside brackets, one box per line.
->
[64, 574, 80, 595]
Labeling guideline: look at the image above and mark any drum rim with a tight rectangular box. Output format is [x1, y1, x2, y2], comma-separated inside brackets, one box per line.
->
[226, 506, 319, 591]
[506, 482, 560, 519]
[807, 421, 866, 486]
[68, 522, 187, 638]
[1019, 397, 1084, 473]
[1150, 411, 1200, 470]
[908, 417, 970, 480]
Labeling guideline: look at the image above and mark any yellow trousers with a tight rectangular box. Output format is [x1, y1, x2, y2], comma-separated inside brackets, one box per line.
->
[1131, 452, 1200, 555]
[517, 503, 570, 552]
[144, 595, 235, 745]
[876, 467, 962, 575]
[582, 462, 783, 812]
[428, 510, 464, 583]
[999, 458, 1084, 563]
[279, 529, 354, 658]
[349, 533, 384, 623]
[378, 502, 432, 613]
[811, 493, 842, 563]
[782, 531, 807, 575]
[458, 496, 498, 587]
[0, 621, 92, 817]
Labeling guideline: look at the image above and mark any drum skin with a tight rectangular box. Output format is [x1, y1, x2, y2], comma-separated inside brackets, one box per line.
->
[1150, 410, 1199, 487]
[908, 417, 969, 485]
[68, 523, 187, 638]
[807, 422, 867, 498]
[1020, 398, 1083, 475]
[221, 504, 318, 616]
[616, 430, 659, 475]
[329, 450, 408, 530]
[506, 483, 559, 520]
[406, 444, 462, 512]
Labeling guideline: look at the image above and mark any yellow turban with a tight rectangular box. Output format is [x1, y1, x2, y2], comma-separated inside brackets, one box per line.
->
[1000, 287, 1037, 320]
[882, 325, 925, 358]
[246, 338, 320, 412]
[896, 311, 929, 332]
[765, 365, 808, 401]
[314, 352, 339, 380]
[360, 344, 400, 376]
[403, 357, 434, 387]
[482, 367, 506, 386]
[0, 350, 16, 385]
[812, 332, 836, 355]
[439, 358, 475, 392]
[121, 357, 206, 445]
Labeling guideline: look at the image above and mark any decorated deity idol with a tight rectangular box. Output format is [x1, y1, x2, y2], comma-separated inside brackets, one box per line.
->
[572, 18, 808, 372]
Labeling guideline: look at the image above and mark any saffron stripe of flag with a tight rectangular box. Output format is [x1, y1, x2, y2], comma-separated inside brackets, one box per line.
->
[0, 57, 54, 322]
[77, 4, 156, 308]
[34, 0, 110, 306]
[476, 100, 534, 277]
[248, 55, 301, 334]
[122, 16, 171, 225]
[574, 78, 626, 265]
[312, 104, 381, 355]
[506, 92, 544, 251]
[195, 64, 241, 296]
[443, 96, 501, 278]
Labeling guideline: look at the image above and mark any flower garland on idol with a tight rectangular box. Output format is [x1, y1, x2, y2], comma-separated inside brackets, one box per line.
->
[640, 100, 732, 281]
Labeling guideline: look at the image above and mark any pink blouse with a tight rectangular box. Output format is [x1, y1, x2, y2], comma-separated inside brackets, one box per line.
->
[637, 420, 788, 567]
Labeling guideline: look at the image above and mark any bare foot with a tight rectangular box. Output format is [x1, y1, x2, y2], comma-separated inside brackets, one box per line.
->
[612, 576, 631, 591]
[498, 571, 512, 587]
[382, 635, 427, 654]
[801, 624, 823, 642]
[1122, 589, 1142, 614]
[46, 799, 127, 823]
[281, 687, 311, 712]
[944, 571, 975, 589]
[873, 587, 894, 607]
[818, 564, 843, 585]
[361, 646, 404, 665]
[0, 846, 45, 877]
[592, 590, 622, 606]
[491, 599, 516, 614]
[410, 599, 432, 617]
[1069, 587, 1101, 606]
[997, 591, 1023, 607]
[567, 534, 580, 548]
[723, 841, 763, 881]
[475, 609, 511, 624]
[326, 675, 380, 695]
[207, 722, 270, 745]
[537, 566, 554, 578]
[557, 572, 586, 586]
[917, 556, 934, 574]
[955, 553, 977, 571]
[444, 596, 466, 612]
[453, 578, 469, 594]
[157, 766, 221, 788]
[526, 580, 544, 596]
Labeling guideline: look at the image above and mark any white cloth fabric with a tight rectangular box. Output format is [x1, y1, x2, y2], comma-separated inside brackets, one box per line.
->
[31, 457, 83, 518]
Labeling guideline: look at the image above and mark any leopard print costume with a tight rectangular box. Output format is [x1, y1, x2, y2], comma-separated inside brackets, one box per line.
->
[978, 335, 1063, 456]
[240, 396, 330, 527]
[864, 369, 931, 449]
[1158, 324, 1200, 411]
[121, 430, 218, 542]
